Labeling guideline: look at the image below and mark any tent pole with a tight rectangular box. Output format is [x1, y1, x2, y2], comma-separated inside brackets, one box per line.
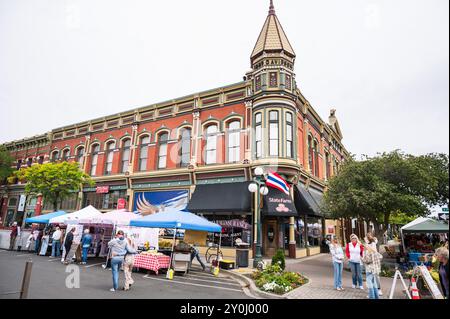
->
[400, 229, 406, 254]
[218, 232, 222, 261]
[169, 228, 177, 269]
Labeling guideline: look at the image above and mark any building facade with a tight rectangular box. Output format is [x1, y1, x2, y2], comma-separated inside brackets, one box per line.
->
[1, 1, 350, 258]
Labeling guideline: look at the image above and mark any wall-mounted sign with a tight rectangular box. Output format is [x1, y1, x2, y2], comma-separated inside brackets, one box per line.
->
[117, 198, 127, 210]
[96, 186, 110, 194]
[18, 195, 26, 212]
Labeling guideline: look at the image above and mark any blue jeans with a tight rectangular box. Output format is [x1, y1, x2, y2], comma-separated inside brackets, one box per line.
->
[349, 261, 363, 287]
[333, 261, 343, 289]
[111, 257, 124, 290]
[82, 247, 89, 263]
[34, 238, 41, 254]
[51, 240, 61, 257]
[366, 272, 380, 299]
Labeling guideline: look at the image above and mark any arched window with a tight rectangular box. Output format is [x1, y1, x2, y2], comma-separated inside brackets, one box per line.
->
[313, 140, 319, 177]
[104, 142, 115, 175]
[308, 136, 314, 172]
[269, 111, 279, 156]
[76, 147, 85, 167]
[205, 125, 218, 165]
[90, 144, 100, 176]
[61, 149, 70, 162]
[255, 113, 263, 159]
[121, 139, 131, 173]
[227, 120, 241, 163]
[158, 133, 169, 169]
[179, 128, 191, 168]
[139, 136, 150, 172]
[286, 112, 293, 158]
[51, 150, 59, 163]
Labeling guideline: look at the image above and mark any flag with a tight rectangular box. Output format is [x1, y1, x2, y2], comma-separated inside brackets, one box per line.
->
[266, 172, 290, 195]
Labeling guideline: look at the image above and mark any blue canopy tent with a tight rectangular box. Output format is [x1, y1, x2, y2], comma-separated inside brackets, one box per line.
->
[25, 211, 67, 224]
[130, 209, 222, 275]
[130, 209, 221, 232]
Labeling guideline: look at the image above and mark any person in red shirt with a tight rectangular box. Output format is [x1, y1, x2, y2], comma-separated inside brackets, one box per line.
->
[345, 234, 364, 289]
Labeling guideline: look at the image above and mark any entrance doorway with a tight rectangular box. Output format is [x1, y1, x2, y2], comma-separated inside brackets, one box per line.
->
[263, 219, 278, 257]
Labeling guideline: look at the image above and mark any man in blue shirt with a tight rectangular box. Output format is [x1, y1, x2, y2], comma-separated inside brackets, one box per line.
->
[80, 229, 93, 265]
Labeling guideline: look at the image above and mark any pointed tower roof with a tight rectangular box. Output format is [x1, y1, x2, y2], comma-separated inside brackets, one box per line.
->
[251, 0, 296, 62]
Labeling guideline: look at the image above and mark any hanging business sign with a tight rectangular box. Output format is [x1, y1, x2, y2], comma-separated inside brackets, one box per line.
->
[18, 195, 26, 212]
[262, 188, 297, 217]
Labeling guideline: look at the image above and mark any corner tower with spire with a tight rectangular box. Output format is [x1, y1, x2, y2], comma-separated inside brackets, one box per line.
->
[246, 0, 299, 161]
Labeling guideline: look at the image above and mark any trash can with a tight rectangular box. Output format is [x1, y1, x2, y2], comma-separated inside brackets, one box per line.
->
[236, 243, 250, 268]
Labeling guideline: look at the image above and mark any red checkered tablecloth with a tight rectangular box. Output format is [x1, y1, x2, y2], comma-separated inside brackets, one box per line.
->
[133, 254, 171, 275]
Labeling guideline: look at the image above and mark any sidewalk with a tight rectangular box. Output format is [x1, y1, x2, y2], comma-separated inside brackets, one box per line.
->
[285, 254, 408, 299]
[226, 254, 409, 299]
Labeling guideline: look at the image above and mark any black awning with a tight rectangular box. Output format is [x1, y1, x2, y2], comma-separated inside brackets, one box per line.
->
[187, 182, 252, 214]
[262, 187, 298, 217]
[294, 184, 324, 217]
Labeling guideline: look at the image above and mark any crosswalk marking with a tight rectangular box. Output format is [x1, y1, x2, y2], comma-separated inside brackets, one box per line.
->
[143, 275, 243, 292]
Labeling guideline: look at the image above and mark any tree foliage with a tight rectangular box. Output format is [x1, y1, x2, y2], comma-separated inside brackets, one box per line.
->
[16, 162, 94, 211]
[0, 146, 13, 181]
[322, 151, 449, 236]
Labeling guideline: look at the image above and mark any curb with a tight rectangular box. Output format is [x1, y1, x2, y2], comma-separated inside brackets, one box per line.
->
[221, 269, 288, 300]
[284, 278, 313, 299]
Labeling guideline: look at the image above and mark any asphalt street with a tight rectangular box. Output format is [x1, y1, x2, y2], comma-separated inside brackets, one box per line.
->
[0, 249, 251, 299]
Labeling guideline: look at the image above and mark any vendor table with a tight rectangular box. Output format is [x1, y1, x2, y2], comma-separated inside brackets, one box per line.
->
[133, 254, 171, 275]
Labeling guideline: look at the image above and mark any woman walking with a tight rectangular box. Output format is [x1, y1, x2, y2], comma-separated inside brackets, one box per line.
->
[345, 234, 364, 289]
[108, 230, 130, 292]
[435, 247, 449, 299]
[365, 232, 383, 296]
[362, 241, 383, 299]
[123, 238, 138, 291]
[329, 237, 345, 291]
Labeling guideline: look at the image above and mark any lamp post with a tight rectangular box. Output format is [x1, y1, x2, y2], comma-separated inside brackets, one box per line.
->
[248, 167, 269, 268]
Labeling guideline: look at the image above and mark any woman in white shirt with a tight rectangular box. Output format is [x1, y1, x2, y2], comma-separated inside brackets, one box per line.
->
[329, 237, 345, 291]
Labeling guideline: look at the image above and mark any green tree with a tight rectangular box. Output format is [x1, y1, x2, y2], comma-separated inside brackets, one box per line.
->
[322, 151, 449, 237]
[0, 146, 13, 181]
[16, 162, 94, 211]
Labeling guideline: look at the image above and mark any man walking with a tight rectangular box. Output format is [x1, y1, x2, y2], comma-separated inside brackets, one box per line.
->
[51, 226, 62, 258]
[80, 229, 92, 265]
[64, 227, 76, 265]
[9, 222, 20, 251]
[190, 243, 206, 271]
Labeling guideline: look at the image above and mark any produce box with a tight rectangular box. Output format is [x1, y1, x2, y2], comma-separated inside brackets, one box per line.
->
[219, 260, 235, 270]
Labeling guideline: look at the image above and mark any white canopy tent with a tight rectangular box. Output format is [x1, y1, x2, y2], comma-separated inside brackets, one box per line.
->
[49, 205, 103, 224]
[400, 217, 449, 252]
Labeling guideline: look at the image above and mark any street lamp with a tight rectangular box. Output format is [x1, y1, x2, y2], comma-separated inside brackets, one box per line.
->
[248, 167, 267, 268]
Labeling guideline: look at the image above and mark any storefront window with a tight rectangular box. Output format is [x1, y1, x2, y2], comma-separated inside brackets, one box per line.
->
[295, 218, 306, 248]
[206, 216, 252, 247]
[307, 217, 322, 246]
[83, 190, 126, 210]
[43, 193, 78, 211]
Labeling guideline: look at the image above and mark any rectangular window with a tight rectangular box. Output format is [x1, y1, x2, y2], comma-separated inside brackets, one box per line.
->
[255, 75, 261, 91]
[205, 126, 218, 165]
[158, 143, 168, 169]
[286, 74, 292, 90]
[255, 113, 263, 159]
[269, 72, 278, 87]
[139, 137, 150, 172]
[286, 112, 293, 158]
[269, 111, 279, 156]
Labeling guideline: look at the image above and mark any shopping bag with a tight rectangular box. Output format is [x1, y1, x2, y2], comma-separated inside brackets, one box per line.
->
[166, 268, 174, 280]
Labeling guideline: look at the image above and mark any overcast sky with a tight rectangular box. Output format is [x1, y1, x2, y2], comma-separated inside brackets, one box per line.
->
[0, 0, 448, 157]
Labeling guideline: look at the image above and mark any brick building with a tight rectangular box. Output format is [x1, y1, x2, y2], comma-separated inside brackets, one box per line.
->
[1, 1, 351, 258]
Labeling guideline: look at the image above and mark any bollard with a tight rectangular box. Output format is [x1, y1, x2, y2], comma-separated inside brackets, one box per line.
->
[19, 259, 33, 299]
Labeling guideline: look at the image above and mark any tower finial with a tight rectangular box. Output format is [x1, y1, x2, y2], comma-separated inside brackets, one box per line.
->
[269, 0, 275, 15]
